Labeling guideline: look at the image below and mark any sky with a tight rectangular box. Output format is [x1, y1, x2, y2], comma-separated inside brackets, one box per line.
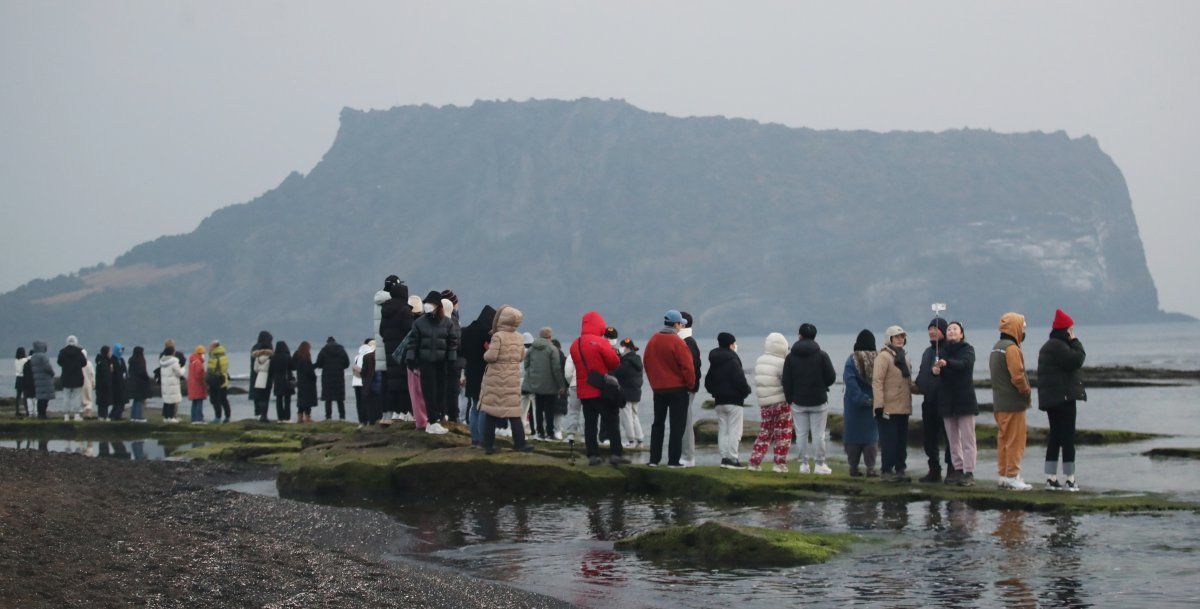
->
[2, 1, 1197, 317]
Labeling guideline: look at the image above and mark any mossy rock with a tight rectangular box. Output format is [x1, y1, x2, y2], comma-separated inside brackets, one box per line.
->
[614, 521, 856, 567]
[1144, 448, 1200, 460]
[181, 440, 301, 462]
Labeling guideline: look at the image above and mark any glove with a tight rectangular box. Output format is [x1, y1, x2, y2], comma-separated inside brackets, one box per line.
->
[873, 407, 884, 418]
[603, 374, 619, 386]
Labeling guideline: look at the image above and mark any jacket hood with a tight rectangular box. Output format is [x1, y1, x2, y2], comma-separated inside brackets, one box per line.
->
[388, 282, 409, 300]
[113, 344, 124, 357]
[492, 305, 524, 333]
[473, 305, 497, 328]
[764, 333, 789, 358]
[999, 312, 1026, 344]
[210, 345, 226, 357]
[708, 347, 740, 367]
[374, 290, 392, 306]
[530, 336, 553, 351]
[32, 341, 48, 354]
[66, 335, 78, 347]
[790, 338, 821, 357]
[160, 355, 180, 367]
[580, 311, 607, 337]
[357, 343, 374, 356]
[188, 352, 205, 364]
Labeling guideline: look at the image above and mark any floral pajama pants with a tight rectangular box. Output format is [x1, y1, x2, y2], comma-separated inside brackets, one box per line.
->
[748, 402, 793, 468]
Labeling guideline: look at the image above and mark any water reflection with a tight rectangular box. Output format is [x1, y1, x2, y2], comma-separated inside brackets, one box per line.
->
[0, 437, 190, 460]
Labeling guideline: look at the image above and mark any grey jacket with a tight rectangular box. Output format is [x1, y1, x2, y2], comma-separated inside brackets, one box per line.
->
[522, 337, 566, 395]
[30, 341, 56, 400]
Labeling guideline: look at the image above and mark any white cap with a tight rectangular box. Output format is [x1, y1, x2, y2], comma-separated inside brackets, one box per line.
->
[885, 325, 907, 338]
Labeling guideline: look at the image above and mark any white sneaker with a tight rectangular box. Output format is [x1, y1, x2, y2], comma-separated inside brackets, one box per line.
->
[497, 427, 512, 438]
[391, 412, 401, 420]
[798, 461, 811, 474]
[1064, 479, 1080, 492]
[622, 441, 636, 448]
[772, 463, 789, 474]
[73, 414, 82, 421]
[997, 476, 1012, 489]
[813, 463, 832, 475]
[679, 458, 695, 468]
[554, 431, 563, 440]
[566, 433, 575, 443]
[65, 414, 71, 421]
[1007, 476, 1033, 491]
[426, 422, 449, 435]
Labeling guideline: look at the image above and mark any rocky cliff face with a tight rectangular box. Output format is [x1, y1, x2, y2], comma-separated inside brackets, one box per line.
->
[0, 99, 1169, 349]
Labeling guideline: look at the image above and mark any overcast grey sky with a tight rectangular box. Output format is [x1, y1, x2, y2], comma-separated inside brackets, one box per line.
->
[2, 1, 1197, 317]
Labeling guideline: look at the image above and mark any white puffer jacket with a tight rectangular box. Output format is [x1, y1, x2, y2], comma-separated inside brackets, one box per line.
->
[754, 332, 788, 406]
[160, 355, 185, 404]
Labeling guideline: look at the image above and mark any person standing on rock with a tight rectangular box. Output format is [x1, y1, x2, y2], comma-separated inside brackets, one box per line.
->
[293, 341, 319, 423]
[159, 346, 185, 423]
[351, 338, 374, 426]
[480, 305, 534, 454]
[461, 305, 497, 446]
[873, 326, 916, 482]
[316, 337, 351, 421]
[377, 276, 412, 421]
[271, 341, 295, 422]
[747, 333, 792, 473]
[57, 335, 87, 421]
[842, 330, 879, 477]
[523, 327, 567, 441]
[643, 310, 695, 468]
[915, 317, 954, 483]
[93, 346, 114, 421]
[1037, 309, 1087, 492]
[407, 292, 458, 434]
[127, 346, 151, 422]
[29, 341, 55, 419]
[14, 347, 30, 417]
[187, 346, 209, 424]
[934, 322, 979, 486]
[110, 344, 128, 421]
[206, 341, 231, 423]
[572, 311, 627, 465]
[678, 312, 702, 467]
[705, 332, 753, 469]
[783, 323, 837, 475]
[612, 338, 645, 449]
[250, 331, 274, 421]
[441, 291, 465, 423]
[990, 312, 1033, 491]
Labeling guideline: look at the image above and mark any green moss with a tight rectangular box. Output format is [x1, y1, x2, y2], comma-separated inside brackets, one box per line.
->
[1144, 448, 1200, 460]
[179, 440, 301, 462]
[614, 521, 856, 567]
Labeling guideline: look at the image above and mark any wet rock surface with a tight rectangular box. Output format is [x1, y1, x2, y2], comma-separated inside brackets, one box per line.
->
[0, 448, 575, 609]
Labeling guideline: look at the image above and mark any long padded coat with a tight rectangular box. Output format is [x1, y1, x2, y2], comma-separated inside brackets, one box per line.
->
[479, 305, 525, 419]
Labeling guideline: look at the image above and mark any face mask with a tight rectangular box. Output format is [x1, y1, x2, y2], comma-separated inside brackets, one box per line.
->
[731, 344, 738, 352]
[609, 339, 618, 347]
[422, 303, 435, 314]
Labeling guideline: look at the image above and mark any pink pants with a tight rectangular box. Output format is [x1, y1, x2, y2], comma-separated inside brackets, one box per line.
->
[748, 402, 793, 468]
[407, 368, 428, 428]
[944, 414, 977, 473]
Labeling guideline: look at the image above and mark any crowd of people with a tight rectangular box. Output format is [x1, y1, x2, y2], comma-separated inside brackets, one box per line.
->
[12, 273, 1088, 492]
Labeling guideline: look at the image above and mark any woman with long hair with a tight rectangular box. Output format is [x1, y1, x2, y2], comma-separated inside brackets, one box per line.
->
[127, 346, 151, 422]
[293, 341, 318, 423]
[271, 341, 295, 422]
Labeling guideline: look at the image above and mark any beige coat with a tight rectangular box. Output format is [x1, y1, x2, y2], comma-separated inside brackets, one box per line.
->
[872, 345, 915, 415]
[479, 305, 525, 419]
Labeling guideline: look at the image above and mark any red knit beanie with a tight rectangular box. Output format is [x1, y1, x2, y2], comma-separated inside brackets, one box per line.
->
[1052, 308, 1074, 330]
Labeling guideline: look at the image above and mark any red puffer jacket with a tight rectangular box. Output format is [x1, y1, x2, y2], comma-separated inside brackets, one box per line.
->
[570, 311, 620, 400]
[187, 353, 208, 400]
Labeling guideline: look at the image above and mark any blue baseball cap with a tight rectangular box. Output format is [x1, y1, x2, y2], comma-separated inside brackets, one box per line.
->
[664, 310, 685, 324]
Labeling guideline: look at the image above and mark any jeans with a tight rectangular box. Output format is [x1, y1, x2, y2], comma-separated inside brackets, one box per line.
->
[650, 390, 689, 465]
[131, 399, 144, 420]
[190, 399, 205, 423]
[582, 398, 623, 458]
[63, 387, 83, 415]
[877, 413, 910, 473]
[1045, 401, 1077, 476]
[714, 404, 745, 461]
[791, 404, 829, 464]
[467, 397, 487, 445]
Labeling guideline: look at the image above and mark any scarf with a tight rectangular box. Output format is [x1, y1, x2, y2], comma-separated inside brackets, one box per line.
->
[852, 350, 877, 381]
[889, 345, 911, 379]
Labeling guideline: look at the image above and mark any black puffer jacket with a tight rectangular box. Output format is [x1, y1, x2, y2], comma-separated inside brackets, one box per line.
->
[271, 345, 295, 397]
[781, 339, 836, 407]
[127, 351, 152, 401]
[379, 283, 412, 365]
[293, 352, 318, 409]
[936, 340, 979, 417]
[610, 351, 645, 404]
[704, 347, 752, 406]
[1037, 332, 1087, 410]
[94, 354, 113, 407]
[408, 314, 459, 364]
[460, 306, 496, 400]
[684, 336, 702, 393]
[57, 344, 87, 389]
[916, 341, 944, 410]
[111, 356, 128, 405]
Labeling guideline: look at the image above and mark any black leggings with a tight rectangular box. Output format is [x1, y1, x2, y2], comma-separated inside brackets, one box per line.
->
[1045, 400, 1077, 465]
[275, 395, 292, 421]
[209, 385, 231, 420]
[419, 362, 448, 424]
